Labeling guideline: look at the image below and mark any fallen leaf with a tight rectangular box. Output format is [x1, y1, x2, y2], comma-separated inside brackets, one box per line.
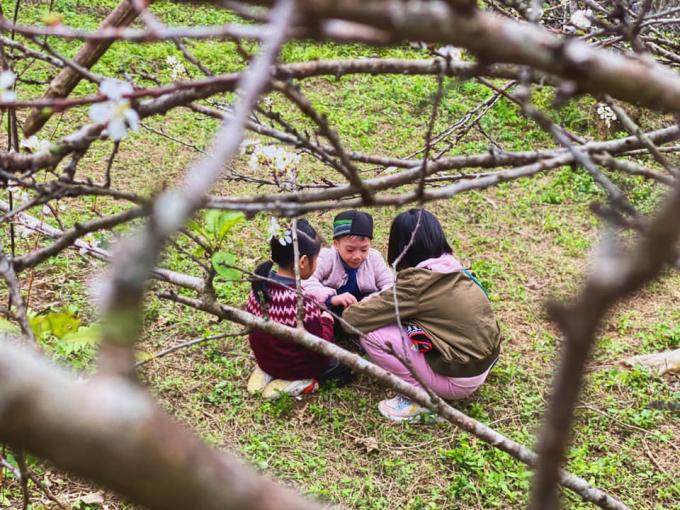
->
[620, 349, 680, 376]
[79, 492, 105, 505]
[355, 436, 379, 454]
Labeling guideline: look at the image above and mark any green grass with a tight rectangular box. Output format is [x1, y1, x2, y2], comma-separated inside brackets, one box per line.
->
[1, 1, 678, 509]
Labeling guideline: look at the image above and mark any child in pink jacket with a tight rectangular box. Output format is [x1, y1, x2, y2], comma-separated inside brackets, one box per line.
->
[303, 210, 393, 326]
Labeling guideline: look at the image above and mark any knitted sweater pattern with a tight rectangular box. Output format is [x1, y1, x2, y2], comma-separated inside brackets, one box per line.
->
[246, 282, 331, 379]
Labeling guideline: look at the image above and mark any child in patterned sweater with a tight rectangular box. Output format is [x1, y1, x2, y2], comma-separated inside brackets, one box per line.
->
[246, 219, 352, 398]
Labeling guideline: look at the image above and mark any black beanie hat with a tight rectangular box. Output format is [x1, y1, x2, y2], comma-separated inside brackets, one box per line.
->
[333, 210, 373, 239]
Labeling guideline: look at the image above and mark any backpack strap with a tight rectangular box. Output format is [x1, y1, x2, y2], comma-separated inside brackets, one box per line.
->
[461, 267, 489, 299]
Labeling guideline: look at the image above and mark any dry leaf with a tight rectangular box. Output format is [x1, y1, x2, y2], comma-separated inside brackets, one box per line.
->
[620, 349, 680, 376]
[79, 492, 105, 506]
[355, 436, 379, 454]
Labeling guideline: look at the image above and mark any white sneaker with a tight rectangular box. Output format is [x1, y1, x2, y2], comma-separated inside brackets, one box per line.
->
[247, 366, 273, 395]
[378, 395, 430, 422]
[262, 378, 318, 399]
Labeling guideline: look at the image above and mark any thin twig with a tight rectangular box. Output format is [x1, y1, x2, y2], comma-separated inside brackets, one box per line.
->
[135, 331, 248, 367]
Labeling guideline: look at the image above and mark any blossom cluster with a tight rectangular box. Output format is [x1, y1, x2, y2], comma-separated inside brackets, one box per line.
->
[596, 103, 616, 129]
[247, 144, 301, 173]
[89, 79, 139, 141]
[21, 135, 51, 153]
[166, 56, 186, 81]
[268, 217, 292, 246]
[0, 70, 16, 102]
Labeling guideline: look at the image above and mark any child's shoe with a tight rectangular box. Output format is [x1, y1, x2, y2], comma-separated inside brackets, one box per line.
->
[378, 395, 430, 422]
[262, 378, 318, 399]
[247, 366, 273, 394]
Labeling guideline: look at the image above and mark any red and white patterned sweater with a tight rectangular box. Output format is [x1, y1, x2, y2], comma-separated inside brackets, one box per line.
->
[246, 277, 334, 380]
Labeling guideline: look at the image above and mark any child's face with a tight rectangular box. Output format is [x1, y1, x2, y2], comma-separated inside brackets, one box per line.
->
[299, 254, 318, 280]
[333, 236, 371, 269]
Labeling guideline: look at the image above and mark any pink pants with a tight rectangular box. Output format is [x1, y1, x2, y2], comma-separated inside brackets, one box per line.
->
[361, 324, 492, 400]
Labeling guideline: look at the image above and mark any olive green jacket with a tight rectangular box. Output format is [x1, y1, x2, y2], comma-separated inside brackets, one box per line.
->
[343, 267, 501, 377]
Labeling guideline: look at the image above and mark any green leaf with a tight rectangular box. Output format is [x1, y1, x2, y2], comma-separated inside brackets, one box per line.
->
[205, 210, 223, 236]
[32, 310, 81, 339]
[50, 314, 80, 339]
[58, 324, 101, 356]
[217, 211, 246, 238]
[29, 314, 52, 340]
[212, 251, 241, 281]
[28, 311, 80, 339]
[204, 211, 245, 244]
[187, 219, 208, 239]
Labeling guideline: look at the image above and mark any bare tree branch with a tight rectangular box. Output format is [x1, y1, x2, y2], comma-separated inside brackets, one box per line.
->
[22, 0, 153, 136]
[0, 340, 322, 510]
[1, 2, 679, 508]
[96, 0, 296, 377]
[159, 291, 629, 510]
[0, 245, 36, 345]
[530, 181, 680, 509]
[202, 0, 680, 111]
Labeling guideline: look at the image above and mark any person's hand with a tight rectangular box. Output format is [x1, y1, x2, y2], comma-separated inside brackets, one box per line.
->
[321, 311, 334, 322]
[330, 292, 358, 307]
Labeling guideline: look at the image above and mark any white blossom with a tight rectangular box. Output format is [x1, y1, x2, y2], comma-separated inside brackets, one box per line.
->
[268, 216, 281, 238]
[42, 204, 52, 215]
[570, 9, 592, 30]
[89, 79, 139, 141]
[248, 144, 301, 172]
[100, 79, 133, 101]
[166, 55, 185, 81]
[0, 70, 16, 102]
[596, 103, 616, 129]
[437, 46, 463, 61]
[20, 135, 51, 153]
[268, 217, 292, 246]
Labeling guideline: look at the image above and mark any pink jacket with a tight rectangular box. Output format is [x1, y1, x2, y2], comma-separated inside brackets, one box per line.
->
[303, 247, 394, 302]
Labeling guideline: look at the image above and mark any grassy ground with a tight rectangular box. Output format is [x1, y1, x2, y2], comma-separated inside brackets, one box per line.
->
[1, 1, 678, 509]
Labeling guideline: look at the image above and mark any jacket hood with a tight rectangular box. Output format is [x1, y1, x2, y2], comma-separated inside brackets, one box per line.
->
[415, 253, 462, 273]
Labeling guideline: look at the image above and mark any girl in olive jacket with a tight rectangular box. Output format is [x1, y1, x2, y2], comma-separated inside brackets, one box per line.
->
[343, 209, 501, 422]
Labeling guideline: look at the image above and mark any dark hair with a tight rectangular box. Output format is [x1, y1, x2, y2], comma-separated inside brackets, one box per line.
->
[252, 218, 322, 302]
[387, 209, 452, 270]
